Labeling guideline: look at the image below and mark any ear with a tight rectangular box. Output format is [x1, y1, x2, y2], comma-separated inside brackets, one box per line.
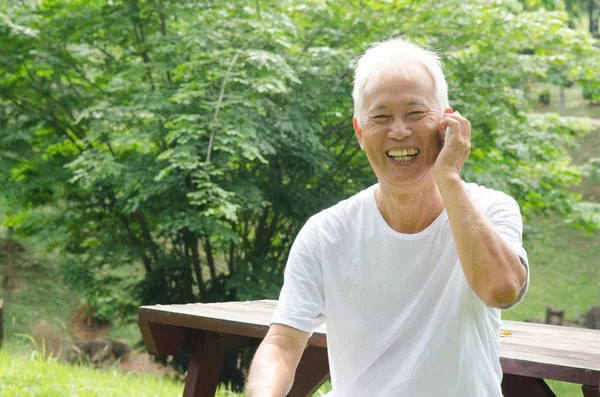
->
[353, 117, 365, 151]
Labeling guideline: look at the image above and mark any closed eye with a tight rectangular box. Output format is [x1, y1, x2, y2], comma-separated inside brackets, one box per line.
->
[373, 115, 391, 119]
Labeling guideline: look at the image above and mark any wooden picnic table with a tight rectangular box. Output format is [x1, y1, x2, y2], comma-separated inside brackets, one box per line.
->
[139, 300, 600, 397]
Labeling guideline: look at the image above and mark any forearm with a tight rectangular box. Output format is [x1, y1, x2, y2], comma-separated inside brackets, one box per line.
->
[246, 337, 300, 397]
[438, 175, 526, 307]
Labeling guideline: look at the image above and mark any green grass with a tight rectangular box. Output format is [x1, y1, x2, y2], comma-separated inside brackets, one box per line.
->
[531, 84, 600, 119]
[0, 244, 81, 351]
[0, 347, 185, 397]
[504, 215, 600, 322]
[0, 346, 329, 397]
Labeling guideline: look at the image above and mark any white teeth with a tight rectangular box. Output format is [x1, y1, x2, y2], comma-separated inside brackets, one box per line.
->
[392, 155, 412, 162]
[387, 148, 419, 157]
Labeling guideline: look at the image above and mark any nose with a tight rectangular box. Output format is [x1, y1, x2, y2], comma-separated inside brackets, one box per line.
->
[387, 118, 412, 140]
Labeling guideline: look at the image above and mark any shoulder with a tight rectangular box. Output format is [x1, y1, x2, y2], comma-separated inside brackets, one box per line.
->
[310, 184, 375, 228]
[291, 186, 375, 259]
[462, 181, 519, 212]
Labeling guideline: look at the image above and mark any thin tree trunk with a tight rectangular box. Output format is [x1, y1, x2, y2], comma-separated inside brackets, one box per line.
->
[2, 227, 15, 289]
[252, 207, 269, 259]
[185, 230, 205, 300]
[203, 237, 217, 281]
[559, 86, 566, 116]
[119, 215, 153, 273]
[135, 211, 160, 265]
[590, 0, 597, 35]
[0, 299, 4, 349]
[227, 241, 235, 274]
[157, 0, 172, 84]
[181, 255, 194, 301]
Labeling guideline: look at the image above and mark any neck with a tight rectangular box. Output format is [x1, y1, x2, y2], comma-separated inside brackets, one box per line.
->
[375, 180, 446, 234]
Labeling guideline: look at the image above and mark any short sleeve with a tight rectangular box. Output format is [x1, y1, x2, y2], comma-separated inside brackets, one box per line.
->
[484, 195, 529, 310]
[270, 216, 326, 333]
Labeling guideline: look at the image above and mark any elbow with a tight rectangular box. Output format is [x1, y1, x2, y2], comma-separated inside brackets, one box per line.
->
[481, 268, 526, 308]
[481, 281, 522, 308]
[478, 254, 527, 308]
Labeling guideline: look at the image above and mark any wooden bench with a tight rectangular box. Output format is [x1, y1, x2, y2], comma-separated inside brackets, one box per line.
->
[139, 300, 600, 397]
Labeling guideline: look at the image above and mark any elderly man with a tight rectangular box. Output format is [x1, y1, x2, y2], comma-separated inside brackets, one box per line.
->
[246, 38, 529, 397]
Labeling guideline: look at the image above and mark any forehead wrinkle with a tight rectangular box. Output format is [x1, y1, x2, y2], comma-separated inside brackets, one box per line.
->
[406, 100, 429, 106]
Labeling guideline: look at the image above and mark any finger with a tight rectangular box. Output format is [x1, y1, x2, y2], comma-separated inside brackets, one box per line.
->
[446, 112, 471, 129]
[444, 112, 465, 122]
[440, 116, 461, 129]
[440, 118, 460, 143]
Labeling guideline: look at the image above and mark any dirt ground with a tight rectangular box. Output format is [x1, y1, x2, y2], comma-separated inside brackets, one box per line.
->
[71, 305, 180, 377]
[27, 304, 180, 379]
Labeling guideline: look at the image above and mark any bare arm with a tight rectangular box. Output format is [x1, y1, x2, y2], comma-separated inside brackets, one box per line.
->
[246, 324, 310, 397]
[438, 175, 527, 308]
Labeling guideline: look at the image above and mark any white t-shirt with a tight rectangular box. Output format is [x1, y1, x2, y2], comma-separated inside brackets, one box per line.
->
[271, 182, 529, 397]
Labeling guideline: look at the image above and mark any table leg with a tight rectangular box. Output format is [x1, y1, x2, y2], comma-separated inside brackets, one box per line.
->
[183, 332, 225, 397]
[287, 346, 330, 397]
[501, 374, 556, 397]
[582, 384, 600, 397]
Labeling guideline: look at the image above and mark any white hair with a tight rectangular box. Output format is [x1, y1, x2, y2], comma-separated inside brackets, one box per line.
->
[352, 38, 449, 124]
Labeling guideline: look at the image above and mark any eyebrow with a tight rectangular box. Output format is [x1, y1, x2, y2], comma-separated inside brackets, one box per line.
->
[369, 105, 388, 112]
[369, 101, 427, 112]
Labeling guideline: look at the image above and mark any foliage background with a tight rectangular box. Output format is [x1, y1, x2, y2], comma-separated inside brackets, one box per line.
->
[1, 0, 600, 393]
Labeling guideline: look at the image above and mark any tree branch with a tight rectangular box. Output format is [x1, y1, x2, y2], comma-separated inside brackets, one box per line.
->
[206, 51, 240, 162]
[130, 0, 155, 89]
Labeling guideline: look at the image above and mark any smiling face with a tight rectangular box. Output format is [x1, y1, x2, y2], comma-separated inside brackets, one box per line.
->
[354, 62, 450, 193]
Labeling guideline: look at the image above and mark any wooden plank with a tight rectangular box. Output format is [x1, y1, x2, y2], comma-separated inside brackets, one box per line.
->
[183, 331, 225, 397]
[501, 344, 600, 371]
[502, 357, 598, 387]
[501, 374, 556, 397]
[139, 319, 189, 356]
[288, 346, 330, 397]
[139, 303, 327, 347]
[502, 331, 600, 354]
[504, 320, 600, 336]
[139, 302, 600, 362]
[501, 321, 600, 351]
[582, 384, 600, 397]
[139, 316, 260, 357]
[0, 299, 3, 349]
[139, 301, 600, 386]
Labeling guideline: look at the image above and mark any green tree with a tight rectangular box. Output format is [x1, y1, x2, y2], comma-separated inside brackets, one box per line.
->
[1, 0, 599, 326]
